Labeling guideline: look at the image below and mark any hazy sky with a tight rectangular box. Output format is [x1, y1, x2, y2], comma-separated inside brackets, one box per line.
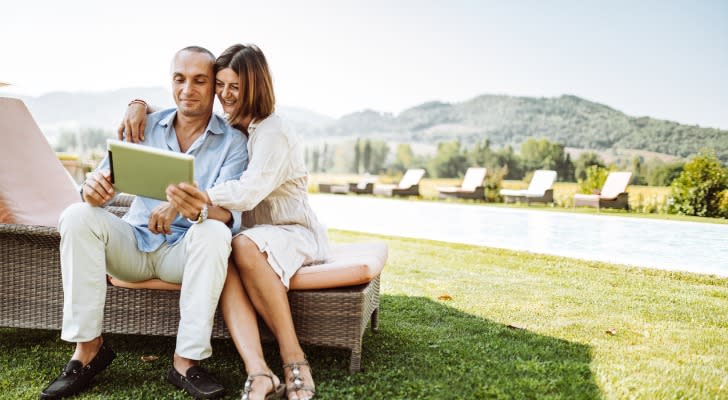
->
[2, 0, 727, 128]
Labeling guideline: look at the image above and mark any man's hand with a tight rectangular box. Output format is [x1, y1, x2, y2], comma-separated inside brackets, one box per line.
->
[82, 169, 115, 207]
[116, 102, 147, 143]
[148, 202, 178, 234]
[166, 183, 210, 221]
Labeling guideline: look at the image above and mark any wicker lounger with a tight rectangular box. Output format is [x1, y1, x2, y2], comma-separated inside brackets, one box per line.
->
[0, 210, 381, 373]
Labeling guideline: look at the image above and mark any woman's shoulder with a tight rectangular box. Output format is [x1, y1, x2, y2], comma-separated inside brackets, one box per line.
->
[252, 113, 285, 132]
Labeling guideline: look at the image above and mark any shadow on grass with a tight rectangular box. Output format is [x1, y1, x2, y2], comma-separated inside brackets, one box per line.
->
[0, 294, 600, 399]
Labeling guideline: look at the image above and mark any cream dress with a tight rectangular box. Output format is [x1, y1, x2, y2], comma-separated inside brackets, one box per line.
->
[206, 114, 328, 288]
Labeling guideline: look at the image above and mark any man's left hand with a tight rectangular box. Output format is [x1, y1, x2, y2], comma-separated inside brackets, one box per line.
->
[148, 202, 178, 234]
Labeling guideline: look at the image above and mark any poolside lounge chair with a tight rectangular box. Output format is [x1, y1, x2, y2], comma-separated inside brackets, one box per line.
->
[373, 168, 426, 197]
[330, 173, 377, 195]
[500, 170, 557, 204]
[437, 167, 487, 200]
[573, 171, 632, 210]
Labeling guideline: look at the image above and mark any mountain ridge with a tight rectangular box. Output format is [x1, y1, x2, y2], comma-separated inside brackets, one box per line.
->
[3, 88, 726, 162]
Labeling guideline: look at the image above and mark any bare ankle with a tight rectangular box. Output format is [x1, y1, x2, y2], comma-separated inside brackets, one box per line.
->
[173, 353, 199, 375]
[72, 336, 103, 366]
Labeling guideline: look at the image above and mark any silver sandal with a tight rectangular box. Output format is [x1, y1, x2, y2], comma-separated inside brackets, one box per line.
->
[282, 360, 316, 400]
[241, 371, 285, 400]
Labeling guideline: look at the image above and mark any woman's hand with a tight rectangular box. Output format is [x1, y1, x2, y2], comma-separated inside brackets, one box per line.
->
[166, 183, 210, 220]
[117, 102, 148, 143]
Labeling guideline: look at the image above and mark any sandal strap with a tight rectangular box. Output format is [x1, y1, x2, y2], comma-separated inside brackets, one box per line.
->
[282, 359, 309, 369]
[286, 384, 316, 394]
[242, 371, 277, 394]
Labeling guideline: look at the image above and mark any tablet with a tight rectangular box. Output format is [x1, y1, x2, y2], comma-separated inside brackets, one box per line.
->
[107, 139, 194, 201]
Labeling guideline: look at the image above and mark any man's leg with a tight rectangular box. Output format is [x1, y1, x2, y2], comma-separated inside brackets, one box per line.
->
[156, 219, 231, 399]
[59, 202, 150, 355]
[42, 203, 150, 399]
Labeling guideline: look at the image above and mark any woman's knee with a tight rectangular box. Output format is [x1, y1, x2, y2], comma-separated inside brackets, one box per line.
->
[231, 236, 263, 272]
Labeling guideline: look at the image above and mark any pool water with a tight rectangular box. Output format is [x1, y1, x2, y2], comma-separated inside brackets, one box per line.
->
[310, 194, 728, 277]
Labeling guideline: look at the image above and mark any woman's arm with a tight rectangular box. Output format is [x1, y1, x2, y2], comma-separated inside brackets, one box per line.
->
[116, 99, 158, 143]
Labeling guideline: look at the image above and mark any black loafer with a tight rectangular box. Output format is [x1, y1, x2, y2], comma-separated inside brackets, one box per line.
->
[39, 342, 116, 399]
[167, 365, 225, 399]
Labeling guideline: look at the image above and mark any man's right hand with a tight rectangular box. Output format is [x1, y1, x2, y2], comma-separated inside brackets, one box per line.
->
[116, 102, 147, 143]
[82, 169, 115, 207]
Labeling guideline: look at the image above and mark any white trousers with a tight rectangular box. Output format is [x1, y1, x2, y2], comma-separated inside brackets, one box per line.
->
[58, 203, 231, 360]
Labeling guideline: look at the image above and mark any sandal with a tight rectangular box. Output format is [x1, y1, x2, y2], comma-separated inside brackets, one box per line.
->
[282, 360, 316, 400]
[241, 371, 285, 400]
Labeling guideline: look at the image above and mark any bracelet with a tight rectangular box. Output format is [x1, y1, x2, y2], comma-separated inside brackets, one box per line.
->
[128, 98, 148, 109]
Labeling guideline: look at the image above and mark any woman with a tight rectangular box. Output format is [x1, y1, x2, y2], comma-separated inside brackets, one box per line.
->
[125, 44, 327, 400]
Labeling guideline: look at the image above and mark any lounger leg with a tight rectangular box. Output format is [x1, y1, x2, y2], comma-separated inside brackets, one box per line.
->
[371, 307, 379, 333]
[349, 347, 362, 374]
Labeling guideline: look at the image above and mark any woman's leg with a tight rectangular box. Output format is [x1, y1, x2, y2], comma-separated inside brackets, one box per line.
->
[221, 262, 280, 400]
[232, 236, 315, 400]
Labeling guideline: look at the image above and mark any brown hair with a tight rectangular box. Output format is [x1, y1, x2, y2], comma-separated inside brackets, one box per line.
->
[215, 44, 276, 130]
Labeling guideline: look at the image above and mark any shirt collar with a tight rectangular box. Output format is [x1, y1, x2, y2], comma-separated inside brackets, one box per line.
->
[158, 109, 226, 136]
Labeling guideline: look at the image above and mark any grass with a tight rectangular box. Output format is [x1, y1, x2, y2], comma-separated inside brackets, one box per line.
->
[2, 230, 728, 399]
[309, 173, 728, 225]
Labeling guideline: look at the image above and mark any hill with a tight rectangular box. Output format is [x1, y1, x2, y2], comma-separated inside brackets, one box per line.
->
[320, 94, 728, 162]
[3, 89, 725, 162]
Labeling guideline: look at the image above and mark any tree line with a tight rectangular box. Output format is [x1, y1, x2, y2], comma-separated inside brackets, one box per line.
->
[305, 137, 690, 187]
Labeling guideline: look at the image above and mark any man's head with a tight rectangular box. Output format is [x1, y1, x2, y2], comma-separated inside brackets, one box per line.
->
[171, 46, 216, 118]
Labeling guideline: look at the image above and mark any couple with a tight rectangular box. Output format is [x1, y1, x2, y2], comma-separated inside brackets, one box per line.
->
[40, 44, 326, 400]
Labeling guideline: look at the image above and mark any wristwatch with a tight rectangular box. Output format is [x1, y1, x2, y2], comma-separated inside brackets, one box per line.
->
[187, 205, 208, 224]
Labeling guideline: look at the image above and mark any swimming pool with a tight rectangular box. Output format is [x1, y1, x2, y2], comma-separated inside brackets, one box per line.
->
[310, 194, 728, 277]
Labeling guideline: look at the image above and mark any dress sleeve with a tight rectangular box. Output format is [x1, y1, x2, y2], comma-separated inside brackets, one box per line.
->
[206, 128, 290, 212]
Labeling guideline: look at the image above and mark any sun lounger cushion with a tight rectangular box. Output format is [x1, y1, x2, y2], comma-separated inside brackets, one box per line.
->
[109, 242, 388, 291]
[0, 97, 81, 227]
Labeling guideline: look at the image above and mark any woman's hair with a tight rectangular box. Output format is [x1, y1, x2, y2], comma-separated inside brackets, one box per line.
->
[215, 44, 275, 129]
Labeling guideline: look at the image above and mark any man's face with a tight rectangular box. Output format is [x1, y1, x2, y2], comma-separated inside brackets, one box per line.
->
[171, 51, 215, 118]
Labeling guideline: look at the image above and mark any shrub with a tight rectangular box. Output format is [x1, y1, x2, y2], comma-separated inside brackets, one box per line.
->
[577, 165, 609, 194]
[669, 151, 728, 218]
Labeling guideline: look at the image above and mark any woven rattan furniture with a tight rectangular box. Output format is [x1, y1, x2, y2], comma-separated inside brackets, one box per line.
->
[0, 200, 383, 373]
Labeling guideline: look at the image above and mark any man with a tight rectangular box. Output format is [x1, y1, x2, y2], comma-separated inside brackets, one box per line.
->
[40, 46, 247, 400]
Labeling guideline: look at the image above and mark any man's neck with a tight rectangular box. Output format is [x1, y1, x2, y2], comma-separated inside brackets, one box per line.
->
[174, 112, 211, 153]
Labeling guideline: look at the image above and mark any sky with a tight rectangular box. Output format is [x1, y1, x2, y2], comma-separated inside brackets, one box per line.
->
[1, 0, 727, 129]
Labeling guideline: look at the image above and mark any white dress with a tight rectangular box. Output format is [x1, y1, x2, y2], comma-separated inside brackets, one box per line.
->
[206, 114, 329, 288]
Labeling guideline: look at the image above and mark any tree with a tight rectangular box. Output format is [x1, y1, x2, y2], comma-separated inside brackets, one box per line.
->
[574, 152, 605, 182]
[428, 140, 468, 178]
[369, 141, 390, 174]
[518, 138, 573, 181]
[362, 140, 372, 172]
[352, 138, 361, 173]
[669, 150, 728, 218]
[311, 148, 320, 172]
[646, 161, 684, 186]
[391, 143, 414, 174]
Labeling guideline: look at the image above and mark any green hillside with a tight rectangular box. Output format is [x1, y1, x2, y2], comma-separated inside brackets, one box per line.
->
[318, 94, 728, 162]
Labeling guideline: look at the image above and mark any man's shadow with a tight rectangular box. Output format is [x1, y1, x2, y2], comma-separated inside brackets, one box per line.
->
[1, 294, 601, 399]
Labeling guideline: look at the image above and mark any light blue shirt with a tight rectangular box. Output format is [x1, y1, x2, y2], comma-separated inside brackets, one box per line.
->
[97, 108, 248, 252]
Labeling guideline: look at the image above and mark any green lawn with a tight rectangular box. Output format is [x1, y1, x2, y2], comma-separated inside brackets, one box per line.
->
[2, 230, 727, 399]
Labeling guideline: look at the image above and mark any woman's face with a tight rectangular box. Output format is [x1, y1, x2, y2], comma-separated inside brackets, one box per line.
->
[215, 67, 239, 115]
